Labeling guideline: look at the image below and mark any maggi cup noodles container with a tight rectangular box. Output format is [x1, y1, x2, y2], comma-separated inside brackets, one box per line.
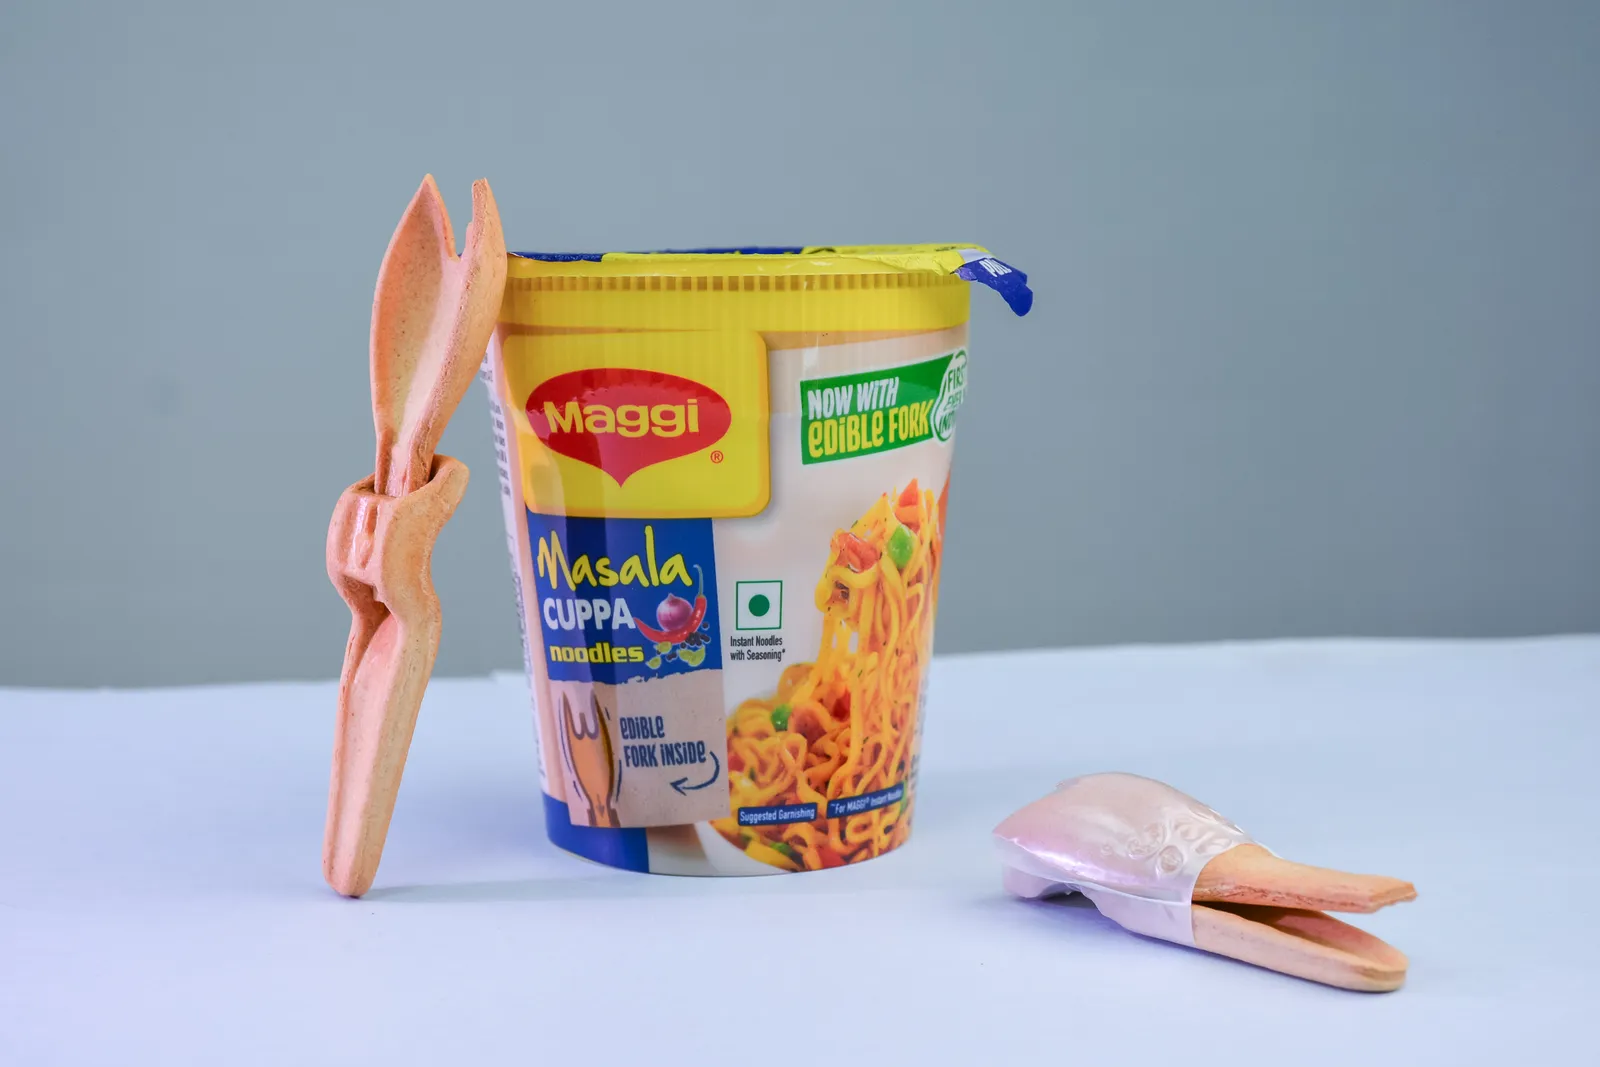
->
[482, 246, 1031, 874]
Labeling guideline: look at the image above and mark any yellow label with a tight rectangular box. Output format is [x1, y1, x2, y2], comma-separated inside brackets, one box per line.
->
[501, 330, 770, 519]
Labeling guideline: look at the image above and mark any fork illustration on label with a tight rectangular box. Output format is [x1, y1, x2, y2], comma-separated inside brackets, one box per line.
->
[560, 693, 621, 827]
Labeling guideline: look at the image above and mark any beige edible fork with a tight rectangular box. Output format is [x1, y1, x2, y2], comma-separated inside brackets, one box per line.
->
[322, 176, 507, 898]
[1191, 844, 1416, 991]
[370, 177, 507, 498]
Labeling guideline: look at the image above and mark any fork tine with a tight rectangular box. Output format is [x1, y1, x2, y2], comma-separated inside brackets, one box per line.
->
[1195, 845, 1416, 914]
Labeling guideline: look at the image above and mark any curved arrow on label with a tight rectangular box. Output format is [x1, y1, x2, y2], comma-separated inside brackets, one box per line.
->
[669, 751, 721, 795]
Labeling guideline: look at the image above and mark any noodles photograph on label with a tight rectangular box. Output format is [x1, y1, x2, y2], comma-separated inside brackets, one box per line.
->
[712, 479, 944, 871]
[483, 245, 1031, 875]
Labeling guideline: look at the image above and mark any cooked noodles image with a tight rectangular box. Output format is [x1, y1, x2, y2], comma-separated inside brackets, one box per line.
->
[713, 476, 949, 870]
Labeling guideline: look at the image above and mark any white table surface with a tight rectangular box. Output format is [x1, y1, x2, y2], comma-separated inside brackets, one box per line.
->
[3, 637, 1597, 1065]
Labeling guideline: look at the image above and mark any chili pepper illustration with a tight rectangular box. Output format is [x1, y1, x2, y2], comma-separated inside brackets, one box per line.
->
[636, 564, 708, 646]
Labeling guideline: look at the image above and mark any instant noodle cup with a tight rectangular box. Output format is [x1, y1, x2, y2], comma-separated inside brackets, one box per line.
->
[482, 245, 1031, 874]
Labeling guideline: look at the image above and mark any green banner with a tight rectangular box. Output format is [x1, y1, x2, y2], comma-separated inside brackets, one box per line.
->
[799, 348, 967, 465]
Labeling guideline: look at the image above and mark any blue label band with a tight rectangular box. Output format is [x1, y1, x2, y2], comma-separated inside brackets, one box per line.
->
[825, 782, 906, 820]
[737, 803, 820, 827]
[526, 512, 721, 684]
[542, 792, 650, 872]
[733, 780, 909, 828]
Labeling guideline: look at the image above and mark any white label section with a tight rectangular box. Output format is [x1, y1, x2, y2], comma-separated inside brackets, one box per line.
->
[711, 327, 963, 724]
[481, 350, 549, 795]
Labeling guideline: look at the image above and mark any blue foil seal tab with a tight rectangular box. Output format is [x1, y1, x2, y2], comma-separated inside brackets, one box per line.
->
[954, 252, 1033, 317]
[514, 251, 605, 262]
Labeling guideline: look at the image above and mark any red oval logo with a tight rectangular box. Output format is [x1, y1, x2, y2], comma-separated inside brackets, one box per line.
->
[527, 369, 732, 485]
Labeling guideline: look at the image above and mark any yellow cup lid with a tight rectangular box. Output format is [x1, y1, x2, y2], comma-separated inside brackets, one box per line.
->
[510, 244, 1032, 316]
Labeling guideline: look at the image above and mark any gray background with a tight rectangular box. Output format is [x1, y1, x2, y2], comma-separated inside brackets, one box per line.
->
[2, 1, 1596, 687]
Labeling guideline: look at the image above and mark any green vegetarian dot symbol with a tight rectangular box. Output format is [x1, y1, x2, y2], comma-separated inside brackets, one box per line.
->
[748, 594, 771, 618]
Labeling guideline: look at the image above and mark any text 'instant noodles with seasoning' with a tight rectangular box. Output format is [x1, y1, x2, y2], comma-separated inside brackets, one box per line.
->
[482, 245, 1032, 874]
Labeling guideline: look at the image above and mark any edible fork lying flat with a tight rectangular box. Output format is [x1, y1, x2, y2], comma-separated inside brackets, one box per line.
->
[995, 773, 1416, 991]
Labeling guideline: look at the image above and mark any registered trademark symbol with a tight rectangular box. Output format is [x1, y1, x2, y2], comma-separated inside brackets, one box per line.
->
[709, 450, 725, 464]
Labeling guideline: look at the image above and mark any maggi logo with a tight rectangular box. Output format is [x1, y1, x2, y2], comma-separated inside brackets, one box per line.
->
[527, 368, 731, 484]
[542, 398, 700, 438]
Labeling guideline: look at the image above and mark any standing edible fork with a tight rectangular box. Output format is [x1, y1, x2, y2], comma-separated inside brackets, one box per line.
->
[561, 693, 620, 827]
[322, 176, 506, 898]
